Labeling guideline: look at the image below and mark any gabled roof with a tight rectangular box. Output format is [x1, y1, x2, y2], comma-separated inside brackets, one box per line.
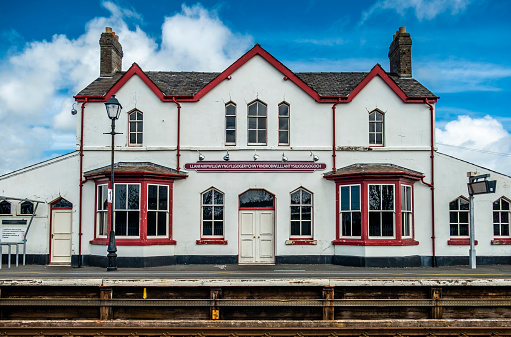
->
[75, 44, 437, 103]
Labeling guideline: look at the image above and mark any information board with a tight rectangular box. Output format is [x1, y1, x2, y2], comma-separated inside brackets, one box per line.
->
[1, 227, 26, 243]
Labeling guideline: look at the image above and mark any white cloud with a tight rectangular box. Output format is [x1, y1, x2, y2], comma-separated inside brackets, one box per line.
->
[436, 115, 511, 175]
[0, 2, 252, 175]
[416, 59, 511, 93]
[360, 0, 471, 24]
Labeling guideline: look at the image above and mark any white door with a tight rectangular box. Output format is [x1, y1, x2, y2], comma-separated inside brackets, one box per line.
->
[51, 209, 72, 264]
[239, 210, 275, 264]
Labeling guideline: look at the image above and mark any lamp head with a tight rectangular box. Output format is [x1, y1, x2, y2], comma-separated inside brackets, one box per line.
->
[105, 95, 122, 120]
[223, 150, 230, 161]
[281, 153, 288, 162]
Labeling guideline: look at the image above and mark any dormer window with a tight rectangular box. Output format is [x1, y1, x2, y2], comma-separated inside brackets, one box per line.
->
[369, 110, 384, 146]
[128, 110, 143, 146]
[248, 100, 267, 145]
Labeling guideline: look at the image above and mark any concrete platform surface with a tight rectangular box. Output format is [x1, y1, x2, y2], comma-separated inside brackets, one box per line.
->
[0, 264, 510, 285]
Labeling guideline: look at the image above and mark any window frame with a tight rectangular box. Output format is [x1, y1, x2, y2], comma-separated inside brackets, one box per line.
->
[128, 109, 143, 147]
[369, 109, 384, 147]
[368, 184, 395, 239]
[339, 184, 362, 238]
[449, 197, 470, 238]
[278, 102, 290, 146]
[200, 188, 225, 240]
[0, 200, 11, 215]
[113, 183, 141, 238]
[19, 201, 35, 215]
[147, 184, 170, 238]
[247, 100, 267, 146]
[225, 102, 236, 146]
[493, 197, 510, 238]
[91, 175, 178, 246]
[401, 184, 413, 238]
[289, 187, 313, 239]
[96, 184, 109, 237]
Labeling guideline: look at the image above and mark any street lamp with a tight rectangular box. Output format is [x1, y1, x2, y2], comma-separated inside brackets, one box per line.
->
[105, 95, 122, 271]
[467, 173, 497, 269]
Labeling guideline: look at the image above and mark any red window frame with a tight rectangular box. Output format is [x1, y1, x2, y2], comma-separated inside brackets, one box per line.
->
[90, 174, 178, 246]
[329, 176, 419, 246]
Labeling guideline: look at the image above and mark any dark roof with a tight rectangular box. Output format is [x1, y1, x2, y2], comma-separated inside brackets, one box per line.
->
[77, 71, 220, 97]
[324, 163, 424, 178]
[84, 162, 187, 177]
[77, 69, 435, 99]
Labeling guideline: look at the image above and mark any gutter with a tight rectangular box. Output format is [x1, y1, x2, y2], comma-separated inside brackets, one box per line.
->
[172, 97, 182, 171]
[78, 98, 88, 267]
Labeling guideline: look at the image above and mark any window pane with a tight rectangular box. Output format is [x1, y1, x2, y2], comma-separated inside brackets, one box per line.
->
[248, 117, 257, 129]
[248, 130, 257, 143]
[258, 117, 266, 129]
[302, 221, 311, 236]
[369, 123, 375, 132]
[369, 134, 375, 144]
[214, 222, 223, 236]
[291, 221, 300, 235]
[129, 113, 136, 121]
[279, 104, 289, 116]
[137, 134, 143, 144]
[352, 212, 361, 236]
[494, 200, 500, 210]
[342, 213, 351, 236]
[226, 104, 236, 116]
[494, 212, 500, 223]
[240, 189, 274, 208]
[369, 185, 380, 210]
[147, 212, 156, 236]
[494, 224, 500, 236]
[502, 224, 509, 236]
[382, 213, 394, 236]
[115, 184, 126, 210]
[376, 133, 383, 144]
[130, 122, 136, 132]
[279, 131, 289, 144]
[159, 186, 168, 211]
[340, 187, 350, 210]
[279, 118, 288, 130]
[459, 212, 469, 224]
[203, 221, 212, 236]
[148, 185, 158, 210]
[302, 206, 311, 220]
[375, 123, 382, 132]
[503, 200, 510, 210]
[449, 200, 458, 210]
[302, 191, 311, 204]
[248, 103, 257, 116]
[129, 133, 136, 144]
[291, 191, 300, 204]
[137, 112, 143, 120]
[450, 212, 458, 224]
[291, 206, 300, 220]
[214, 206, 223, 220]
[214, 190, 223, 205]
[375, 112, 383, 121]
[203, 190, 212, 205]
[369, 112, 376, 121]
[460, 199, 469, 210]
[128, 211, 139, 236]
[450, 224, 459, 236]
[203, 206, 212, 220]
[226, 130, 236, 143]
[502, 212, 509, 224]
[258, 102, 266, 116]
[226, 116, 236, 129]
[382, 185, 393, 210]
[128, 184, 139, 209]
[257, 130, 266, 143]
[157, 212, 167, 236]
[115, 212, 127, 236]
[459, 224, 469, 236]
[369, 213, 381, 236]
[351, 186, 360, 210]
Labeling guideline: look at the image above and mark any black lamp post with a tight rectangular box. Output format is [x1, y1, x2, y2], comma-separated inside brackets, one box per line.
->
[105, 94, 122, 271]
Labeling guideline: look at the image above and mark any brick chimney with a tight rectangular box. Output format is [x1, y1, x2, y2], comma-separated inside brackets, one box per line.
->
[388, 26, 412, 78]
[99, 27, 123, 77]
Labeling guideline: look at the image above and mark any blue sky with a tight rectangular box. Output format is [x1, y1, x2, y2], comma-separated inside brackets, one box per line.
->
[1, 0, 511, 175]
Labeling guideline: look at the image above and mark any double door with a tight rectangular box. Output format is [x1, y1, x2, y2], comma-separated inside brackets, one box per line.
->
[238, 210, 275, 264]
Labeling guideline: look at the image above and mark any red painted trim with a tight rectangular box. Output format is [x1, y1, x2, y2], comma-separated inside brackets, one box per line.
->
[332, 239, 419, 246]
[90, 238, 177, 246]
[196, 239, 228, 245]
[448, 238, 477, 245]
[491, 239, 511, 245]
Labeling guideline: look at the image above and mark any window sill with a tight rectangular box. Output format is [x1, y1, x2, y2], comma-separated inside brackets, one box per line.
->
[90, 238, 176, 246]
[491, 239, 511, 245]
[286, 239, 317, 245]
[196, 239, 228, 245]
[332, 239, 419, 246]
[447, 238, 478, 245]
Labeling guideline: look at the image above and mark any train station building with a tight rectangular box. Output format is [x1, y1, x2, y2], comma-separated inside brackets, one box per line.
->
[1, 27, 511, 268]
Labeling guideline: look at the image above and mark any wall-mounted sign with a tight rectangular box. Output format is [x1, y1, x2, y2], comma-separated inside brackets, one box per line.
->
[184, 161, 327, 173]
[2, 220, 27, 225]
[1, 227, 25, 243]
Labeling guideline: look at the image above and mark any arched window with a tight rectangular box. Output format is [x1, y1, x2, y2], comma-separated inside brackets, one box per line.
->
[290, 188, 313, 238]
[449, 197, 469, 237]
[247, 100, 267, 145]
[53, 198, 73, 208]
[493, 198, 510, 237]
[20, 201, 34, 215]
[128, 110, 143, 146]
[369, 110, 384, 146]
[0, 200, 11, 215]
[239, 189, 274, 208]
[225, 102, 236, 145]
[278, 102, 290, 145]
[201, 188, 224, 238]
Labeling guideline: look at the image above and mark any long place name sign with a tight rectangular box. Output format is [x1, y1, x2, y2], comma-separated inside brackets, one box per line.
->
[184, 161, 327, 173]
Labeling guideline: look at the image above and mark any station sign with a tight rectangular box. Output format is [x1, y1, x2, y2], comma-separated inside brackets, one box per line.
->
[184, 161, 327, 173]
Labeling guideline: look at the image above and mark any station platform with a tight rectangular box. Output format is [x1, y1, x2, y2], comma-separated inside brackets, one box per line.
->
[0, 263, 510, 285]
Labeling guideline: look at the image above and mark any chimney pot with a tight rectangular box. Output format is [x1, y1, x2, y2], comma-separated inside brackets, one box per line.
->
[388, 27, 412, 77]
[99, 27, 123, 77]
